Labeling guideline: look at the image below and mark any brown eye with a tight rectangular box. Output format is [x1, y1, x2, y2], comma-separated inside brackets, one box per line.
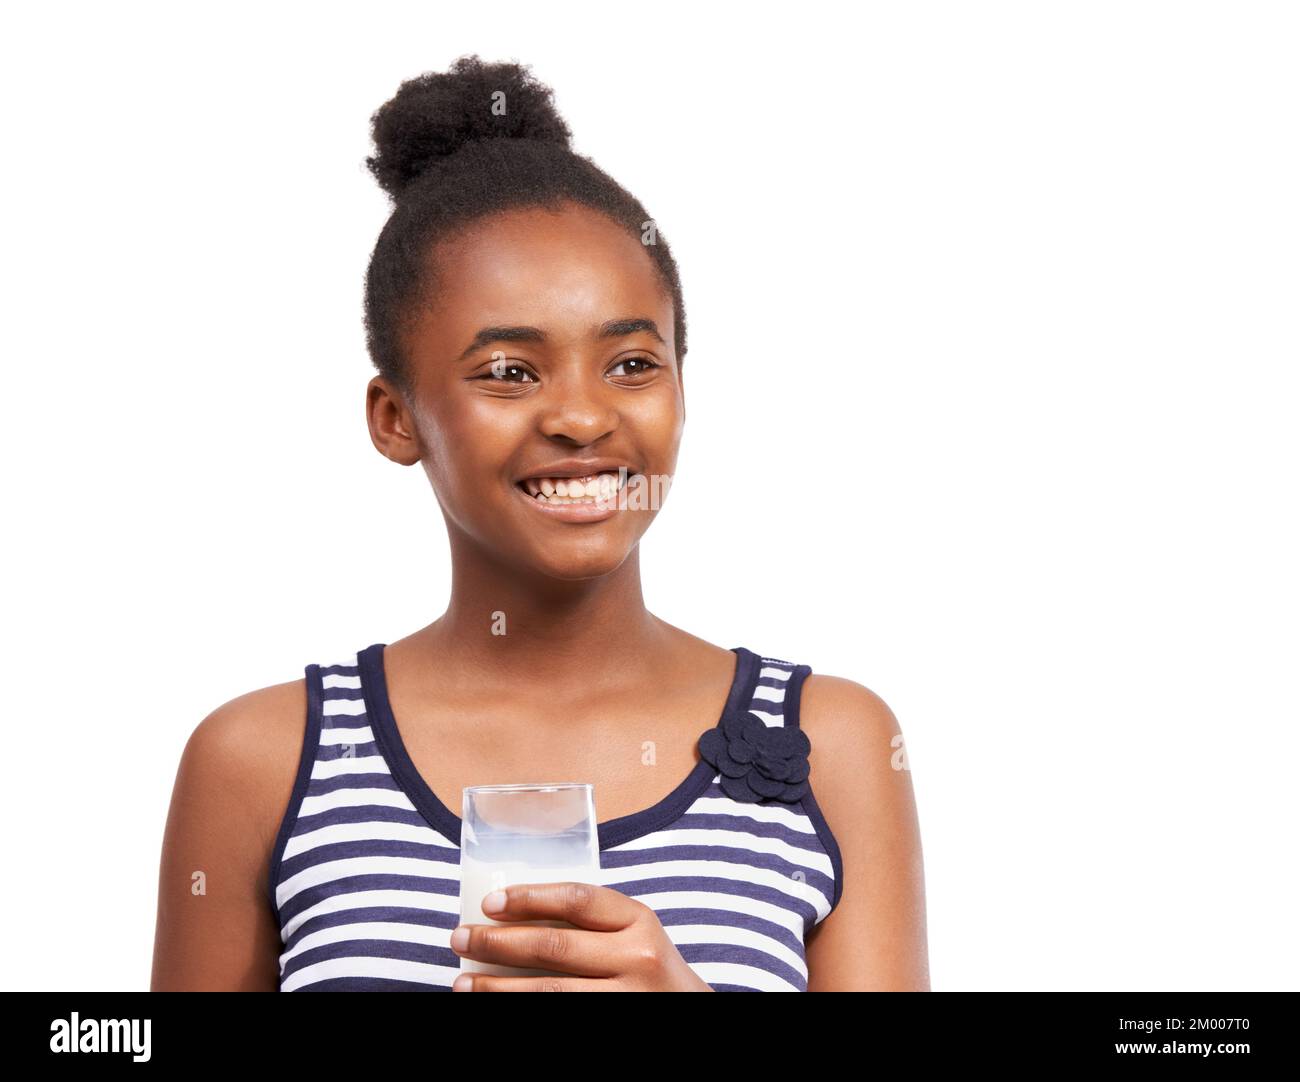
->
[609, 357, 662, 378]
[478, 363, 536, 384]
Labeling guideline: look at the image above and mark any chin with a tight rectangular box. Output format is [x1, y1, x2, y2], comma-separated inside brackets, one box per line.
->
[541, 555, 633, 582]
[526, 541, 636, 582]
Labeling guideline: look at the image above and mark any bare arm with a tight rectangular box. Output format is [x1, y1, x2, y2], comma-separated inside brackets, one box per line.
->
[150, 680, 305, 991]
[800, 674, 930, 991]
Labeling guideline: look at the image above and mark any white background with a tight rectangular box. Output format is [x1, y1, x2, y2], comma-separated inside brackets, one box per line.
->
[2, 1, 1296, 991]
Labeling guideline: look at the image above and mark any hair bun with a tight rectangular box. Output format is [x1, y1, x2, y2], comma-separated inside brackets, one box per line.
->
[366, 54, 573, 200]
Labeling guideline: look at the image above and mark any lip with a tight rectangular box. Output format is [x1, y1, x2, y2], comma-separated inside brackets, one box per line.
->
[511, 475, 627, 524]
[513, 459, 635, 484]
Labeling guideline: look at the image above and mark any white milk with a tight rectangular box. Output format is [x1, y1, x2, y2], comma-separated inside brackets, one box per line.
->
[459, 855, 603, 978]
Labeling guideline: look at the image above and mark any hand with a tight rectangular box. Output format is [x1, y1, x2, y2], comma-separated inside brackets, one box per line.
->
[450, 881, 714, 991]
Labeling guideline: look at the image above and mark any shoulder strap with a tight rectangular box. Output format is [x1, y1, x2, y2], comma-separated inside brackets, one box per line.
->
[266, 650, 379, 922]
[265, 659, 327, 921]
[746, 654, 813, 729]
[316, 651, 368, 745]
[705, 651, 813, 805]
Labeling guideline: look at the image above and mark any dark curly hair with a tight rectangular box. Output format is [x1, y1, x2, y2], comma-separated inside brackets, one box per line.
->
[363, 55, 688, 400]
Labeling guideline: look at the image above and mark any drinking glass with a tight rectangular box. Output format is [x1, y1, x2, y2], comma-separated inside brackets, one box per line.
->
[459, 782, 602, 978]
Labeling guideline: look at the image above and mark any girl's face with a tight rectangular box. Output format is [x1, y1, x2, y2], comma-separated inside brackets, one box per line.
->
[368, 202, 683, 581]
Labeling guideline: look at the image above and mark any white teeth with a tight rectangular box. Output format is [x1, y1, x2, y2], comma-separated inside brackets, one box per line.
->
[519, 470, 628, 505]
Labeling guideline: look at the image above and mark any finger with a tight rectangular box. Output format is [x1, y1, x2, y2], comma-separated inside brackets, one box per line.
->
[453, 971, 609, 992]
[480, 881, 639, 931]
[451, 921, 625, 978]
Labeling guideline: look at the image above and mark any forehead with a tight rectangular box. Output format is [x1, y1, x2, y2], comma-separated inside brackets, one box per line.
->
[414, 203, 673, 348]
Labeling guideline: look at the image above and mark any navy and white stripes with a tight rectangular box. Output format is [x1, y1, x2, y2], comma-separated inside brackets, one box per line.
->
[267, 644, 843, 991]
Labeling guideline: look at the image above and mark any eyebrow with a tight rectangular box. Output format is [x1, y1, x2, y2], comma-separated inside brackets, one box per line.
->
[455, 317, 665, 363]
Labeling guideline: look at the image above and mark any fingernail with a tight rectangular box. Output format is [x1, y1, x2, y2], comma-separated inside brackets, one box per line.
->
[453, 973, 472, 992]
[482, 889, 508, 914]
[451, 926, 470, 952]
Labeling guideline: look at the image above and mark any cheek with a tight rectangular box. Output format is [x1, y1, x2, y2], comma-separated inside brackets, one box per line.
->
[627, 387, 685, 466]
[414, 399, 517, 505]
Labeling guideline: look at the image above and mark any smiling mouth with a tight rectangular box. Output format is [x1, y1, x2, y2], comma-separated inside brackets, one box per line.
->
[515, 470, 630, 506]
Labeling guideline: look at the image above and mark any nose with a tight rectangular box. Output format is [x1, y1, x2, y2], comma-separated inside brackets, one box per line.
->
[536, 371, 619, 445]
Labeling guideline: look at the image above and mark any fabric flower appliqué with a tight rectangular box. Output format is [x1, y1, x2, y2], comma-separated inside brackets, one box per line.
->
[698, 711, 812, 804]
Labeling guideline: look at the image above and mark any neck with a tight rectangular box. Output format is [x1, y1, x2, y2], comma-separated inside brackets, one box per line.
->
[412, 535, 672, 694]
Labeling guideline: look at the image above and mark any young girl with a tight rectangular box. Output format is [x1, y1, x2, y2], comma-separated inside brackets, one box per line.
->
[150, 55, 928, 992]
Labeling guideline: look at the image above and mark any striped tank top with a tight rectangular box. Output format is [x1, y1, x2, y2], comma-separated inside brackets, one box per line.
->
[267, 643, 844, 991]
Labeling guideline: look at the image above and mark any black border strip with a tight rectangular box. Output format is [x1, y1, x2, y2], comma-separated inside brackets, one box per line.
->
[784, 661, 845, 915]
[598, 645, 760, 849]
[264, 662, 323, 922]
[357, 643, 465, 848]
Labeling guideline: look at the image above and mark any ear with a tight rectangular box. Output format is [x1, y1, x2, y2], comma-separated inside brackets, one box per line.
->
[366, 377, 423, 467]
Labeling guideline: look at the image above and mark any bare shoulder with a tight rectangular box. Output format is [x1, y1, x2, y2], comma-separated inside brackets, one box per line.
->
[179, 677, 309, 850]
[151, 675, 309, 990]
[796, 672, 911, 846]
[797, 671, 930, 991]
[798, 673, 902, 759]
[187, 677, 309, 768]
[797, 670, 911, 837]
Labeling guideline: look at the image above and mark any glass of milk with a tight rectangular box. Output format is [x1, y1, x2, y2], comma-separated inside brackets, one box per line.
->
[459, 782, 602, 978]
